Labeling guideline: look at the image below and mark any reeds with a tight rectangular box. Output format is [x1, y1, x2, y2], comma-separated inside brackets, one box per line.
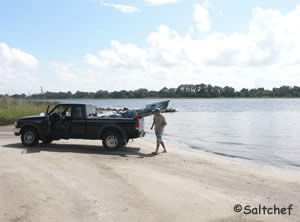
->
[0, 97, 48, 125]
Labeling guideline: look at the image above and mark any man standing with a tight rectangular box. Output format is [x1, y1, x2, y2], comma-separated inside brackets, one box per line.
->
[151, 108, 167, 154]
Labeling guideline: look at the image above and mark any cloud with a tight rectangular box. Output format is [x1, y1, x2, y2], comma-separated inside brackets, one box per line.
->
[85, 40, 147, 70]
[82, 4, 300, 90]
[144, 0, 179, 6]
[193, 1, 211, 32]
[0, 43, 38, 70]
[102, 2, 139, 13]
[0, 43, 39, 94]
[51, 63, 80, 82]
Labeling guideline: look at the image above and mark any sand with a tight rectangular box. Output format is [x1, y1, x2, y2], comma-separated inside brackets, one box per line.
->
[0, 125, 299, 222]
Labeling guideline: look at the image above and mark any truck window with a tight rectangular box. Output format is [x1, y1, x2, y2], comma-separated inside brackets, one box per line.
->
[86, 105, 97, 118]
[50, 105, 71, 116]
[65, 108, 71, 117]
[72, 106, 85, 119]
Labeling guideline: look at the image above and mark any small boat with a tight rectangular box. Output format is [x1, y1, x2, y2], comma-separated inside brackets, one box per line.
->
[145, 100, 170, 112]
[120, 100, 171, 118]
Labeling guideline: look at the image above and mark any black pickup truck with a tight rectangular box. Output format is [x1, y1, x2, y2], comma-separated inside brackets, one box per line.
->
[14, 103, 145, 150]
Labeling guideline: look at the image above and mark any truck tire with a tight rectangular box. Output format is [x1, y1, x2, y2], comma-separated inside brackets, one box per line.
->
[21, 127, 39, 147]
[102, 131, 122, 151]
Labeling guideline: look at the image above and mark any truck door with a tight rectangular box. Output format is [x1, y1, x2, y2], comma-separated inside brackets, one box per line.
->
[49, 105, 72, 139]
[70, 105, 86, 138]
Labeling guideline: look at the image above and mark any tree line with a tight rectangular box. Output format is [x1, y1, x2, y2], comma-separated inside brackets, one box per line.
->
[2, 84, 300, 99]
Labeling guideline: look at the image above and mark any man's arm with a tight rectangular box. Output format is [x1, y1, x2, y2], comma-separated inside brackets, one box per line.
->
[151, 120, 155, 130]
[151, 116, 155, 130]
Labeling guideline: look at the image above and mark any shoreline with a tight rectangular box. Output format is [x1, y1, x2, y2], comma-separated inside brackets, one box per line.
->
[166, 139, 300, 172]
[143, 127, 300, 172]
[0, 125, 299, 221]
[142, 134, 300, 179]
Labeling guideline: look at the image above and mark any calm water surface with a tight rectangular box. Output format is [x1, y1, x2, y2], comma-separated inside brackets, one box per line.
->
[48, 98, 300, 169]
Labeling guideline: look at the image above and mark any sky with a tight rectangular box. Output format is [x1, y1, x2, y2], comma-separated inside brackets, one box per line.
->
[1, 0, 300, 94]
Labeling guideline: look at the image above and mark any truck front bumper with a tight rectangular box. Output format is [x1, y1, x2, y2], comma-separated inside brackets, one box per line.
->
[14, 127, 21, 136]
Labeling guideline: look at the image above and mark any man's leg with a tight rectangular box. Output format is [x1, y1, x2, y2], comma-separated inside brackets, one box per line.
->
[153, 140, 160, 154]
[160, 141, 167, 153]
[156, 140, 160, 151]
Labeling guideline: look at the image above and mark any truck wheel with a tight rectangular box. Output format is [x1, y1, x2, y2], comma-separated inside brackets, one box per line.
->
[102, 131, 122, 151]
[21, 128, 39, 147]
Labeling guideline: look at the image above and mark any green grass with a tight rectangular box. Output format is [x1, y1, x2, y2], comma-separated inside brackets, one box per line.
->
[0, 97, 49, 126]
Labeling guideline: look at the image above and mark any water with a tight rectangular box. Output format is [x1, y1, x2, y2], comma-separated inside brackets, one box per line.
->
[47, 98, 300, 168]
